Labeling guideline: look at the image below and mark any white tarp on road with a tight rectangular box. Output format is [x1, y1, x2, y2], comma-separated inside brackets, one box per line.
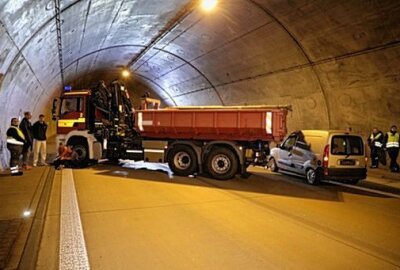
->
[119, 160, 174, 178]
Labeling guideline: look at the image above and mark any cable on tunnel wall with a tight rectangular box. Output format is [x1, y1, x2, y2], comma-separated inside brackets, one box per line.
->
[54, 0, 65, 87]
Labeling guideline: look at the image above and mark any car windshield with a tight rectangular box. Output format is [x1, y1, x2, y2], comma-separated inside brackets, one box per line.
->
[331, 136, 364, 156]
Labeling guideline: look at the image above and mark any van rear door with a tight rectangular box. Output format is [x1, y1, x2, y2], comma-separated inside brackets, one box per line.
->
[330, 135, 365, 168]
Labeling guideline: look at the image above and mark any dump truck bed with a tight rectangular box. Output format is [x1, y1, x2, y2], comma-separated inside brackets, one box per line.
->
[135, 106, 288, 142]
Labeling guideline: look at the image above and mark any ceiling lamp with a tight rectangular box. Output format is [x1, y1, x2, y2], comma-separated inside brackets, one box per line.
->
[201, 0, 218, 11]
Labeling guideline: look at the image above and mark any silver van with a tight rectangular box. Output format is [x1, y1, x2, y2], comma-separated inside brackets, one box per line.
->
[268, 130, 367, 185]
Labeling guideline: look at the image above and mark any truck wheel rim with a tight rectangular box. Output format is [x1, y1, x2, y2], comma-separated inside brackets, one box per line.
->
[74, 146, 87, 161]
[174, 152, 191, 170]
[212, 155, 230, 174]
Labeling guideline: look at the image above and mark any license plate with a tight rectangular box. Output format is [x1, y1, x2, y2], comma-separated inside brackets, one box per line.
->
[340, 159, 355, 165]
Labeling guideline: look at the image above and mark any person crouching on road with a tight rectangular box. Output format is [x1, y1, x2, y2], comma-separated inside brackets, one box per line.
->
[367, 127, 384, 168]
[53, 145, 78, 170]
[6, 118, 25, 176]
[32, 114, 48, 167]
[385, 125, 400, 172]
[19, 111, 33, 170]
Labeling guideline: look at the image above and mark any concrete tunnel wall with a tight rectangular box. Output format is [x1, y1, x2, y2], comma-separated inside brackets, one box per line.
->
[0, 0, 399, 168]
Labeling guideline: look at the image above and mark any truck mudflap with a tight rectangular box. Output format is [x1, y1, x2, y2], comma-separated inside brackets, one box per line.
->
[93, 141, 102, 160]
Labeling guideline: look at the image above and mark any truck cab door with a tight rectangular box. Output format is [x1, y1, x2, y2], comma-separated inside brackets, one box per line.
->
[277, 134, 297, 172]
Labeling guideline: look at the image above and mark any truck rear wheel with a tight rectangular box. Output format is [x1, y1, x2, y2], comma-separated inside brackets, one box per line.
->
[206, 147, 238, 180]
[168, 145, 197, 176]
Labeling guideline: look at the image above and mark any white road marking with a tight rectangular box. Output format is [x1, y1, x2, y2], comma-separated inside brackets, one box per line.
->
[60, 169, 90, 270]
[322, 180, 400, 199]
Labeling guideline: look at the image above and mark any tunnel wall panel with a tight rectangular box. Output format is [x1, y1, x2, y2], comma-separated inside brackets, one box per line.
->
[0, 0, 54, 48]
[0, 54, 44, 139]
[0, 25, 19, 75]
[135, 48, 187, 77]
[21, 22, 61, 86]
[216, 68, 330, 132]
[160, 0, 272, 61]
[61, 0, 90, 67]
[193, 21, 308, 86]
[173, 88, 222, 106]
[316, 46, 400, 133]
[254, 0, 400, 61]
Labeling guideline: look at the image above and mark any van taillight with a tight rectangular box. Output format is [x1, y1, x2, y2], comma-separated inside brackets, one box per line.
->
[323, 144, 330, 175]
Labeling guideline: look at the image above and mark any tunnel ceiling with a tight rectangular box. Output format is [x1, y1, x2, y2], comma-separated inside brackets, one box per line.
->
[0, 0, 399, 135]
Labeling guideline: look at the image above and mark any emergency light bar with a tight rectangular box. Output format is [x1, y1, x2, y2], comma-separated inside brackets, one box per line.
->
[64, 85, 72, 91]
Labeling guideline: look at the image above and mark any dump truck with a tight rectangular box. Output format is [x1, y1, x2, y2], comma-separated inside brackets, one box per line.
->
[52, 80, 289, 180]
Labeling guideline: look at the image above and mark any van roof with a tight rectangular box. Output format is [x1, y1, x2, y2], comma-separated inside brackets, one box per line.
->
[300, 130, 361, 136]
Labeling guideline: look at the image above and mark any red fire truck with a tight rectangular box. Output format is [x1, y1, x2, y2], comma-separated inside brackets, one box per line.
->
[52, 81, 289, 180]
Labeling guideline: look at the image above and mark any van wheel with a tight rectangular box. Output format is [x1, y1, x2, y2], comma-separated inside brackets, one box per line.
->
[206, 147, 238, 180]
[168, 145, 197, 176]
[268, 158, 278, 172]
[306, 168, 319, 185]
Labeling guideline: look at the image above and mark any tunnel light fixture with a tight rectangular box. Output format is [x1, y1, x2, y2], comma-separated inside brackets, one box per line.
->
[201, 0, 218, 11]
[23, 210, 32, 217]
[122, 69, 130, 78]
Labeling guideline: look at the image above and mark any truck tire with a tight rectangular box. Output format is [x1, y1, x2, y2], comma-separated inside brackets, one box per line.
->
[168, 145, 197, 176]
[206, 147, 238, 180]
[71, 143, 89, 164]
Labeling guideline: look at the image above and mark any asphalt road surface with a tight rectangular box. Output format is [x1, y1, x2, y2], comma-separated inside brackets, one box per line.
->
[36, 165, 400, 270]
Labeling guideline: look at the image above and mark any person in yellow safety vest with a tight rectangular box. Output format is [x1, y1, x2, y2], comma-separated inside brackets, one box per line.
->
[6, 118, 26, 176]
[367, 127, 384, 168]
[385, 125, 400, 172]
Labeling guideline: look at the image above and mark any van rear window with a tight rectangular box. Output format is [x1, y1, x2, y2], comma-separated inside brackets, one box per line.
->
[331, 136, 364, 156]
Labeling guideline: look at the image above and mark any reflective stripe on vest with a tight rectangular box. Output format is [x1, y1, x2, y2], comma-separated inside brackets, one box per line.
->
[374, 141, 383, 148]
[6, 138, 24, 146]
[387, 132, 400, 148]
[370, 133, 382, 140]
[10, 126, 25, 140]
[370, 133, 383, 148]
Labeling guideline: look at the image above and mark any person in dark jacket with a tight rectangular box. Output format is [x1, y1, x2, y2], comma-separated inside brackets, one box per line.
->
[367, 127, 384, 168]
[19, 111, 33, 169]
[6, 118, 25, 176]
[32, 114, 48, 167]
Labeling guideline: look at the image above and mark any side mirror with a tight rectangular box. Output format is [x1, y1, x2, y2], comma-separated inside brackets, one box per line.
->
[52, 98, 58, 121]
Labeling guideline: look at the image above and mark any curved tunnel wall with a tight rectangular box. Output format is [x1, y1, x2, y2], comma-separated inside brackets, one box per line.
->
[0, 0, 399, 167]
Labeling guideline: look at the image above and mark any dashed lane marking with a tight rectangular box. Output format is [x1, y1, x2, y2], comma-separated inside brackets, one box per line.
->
[322, 180, 400, 199]
[60, 169, 90, 270]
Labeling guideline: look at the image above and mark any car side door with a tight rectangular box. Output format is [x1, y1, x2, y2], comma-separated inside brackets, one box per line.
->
[277, 133, 297, 172]
[291, 135, 312, 176]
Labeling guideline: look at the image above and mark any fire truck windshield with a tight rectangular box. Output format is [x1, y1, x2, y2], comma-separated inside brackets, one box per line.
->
[61, 97, 83, 115]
